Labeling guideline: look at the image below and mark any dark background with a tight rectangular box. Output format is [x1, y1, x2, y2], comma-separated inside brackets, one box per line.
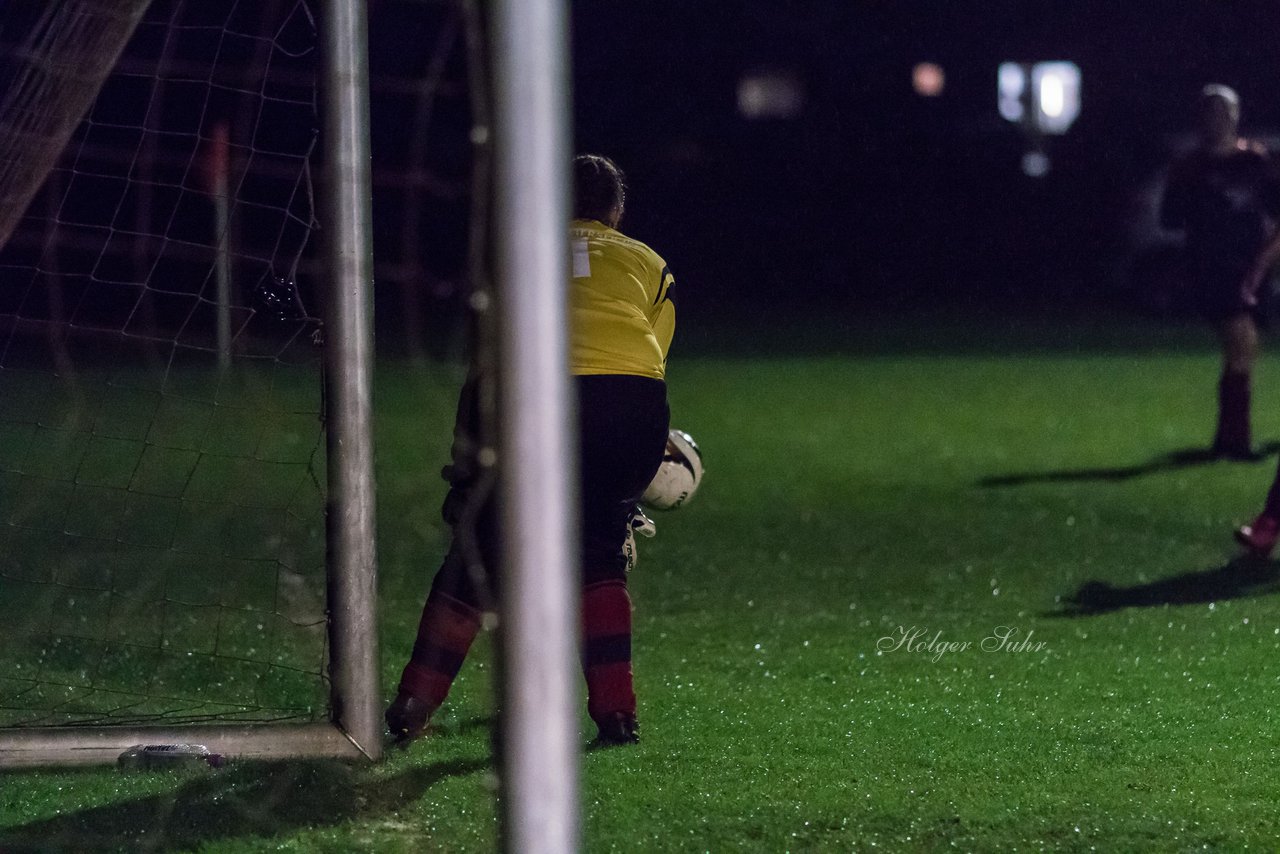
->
[563, 0, 1280, 327]
[5, 1, 1280, 352]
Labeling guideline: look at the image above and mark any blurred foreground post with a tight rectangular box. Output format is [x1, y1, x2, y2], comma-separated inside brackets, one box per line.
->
[491, 0, 580, 851]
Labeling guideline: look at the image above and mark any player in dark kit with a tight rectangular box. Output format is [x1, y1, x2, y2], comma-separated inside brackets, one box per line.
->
[385, 155, 675, 745]
[1161, 85, 1280, 461]
[1171, 87, 1280, 555]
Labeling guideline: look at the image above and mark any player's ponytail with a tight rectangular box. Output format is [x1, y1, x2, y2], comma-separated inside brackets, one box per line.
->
[573, 154, 626, 226]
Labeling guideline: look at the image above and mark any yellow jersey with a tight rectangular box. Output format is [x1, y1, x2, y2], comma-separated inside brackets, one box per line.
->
[569, 219, 675, 379]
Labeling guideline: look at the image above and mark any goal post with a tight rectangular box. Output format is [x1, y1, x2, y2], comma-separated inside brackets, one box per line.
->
[490, 0, 580, 850]
[321, 0, 382, 763]
[0, 0, 380, 768]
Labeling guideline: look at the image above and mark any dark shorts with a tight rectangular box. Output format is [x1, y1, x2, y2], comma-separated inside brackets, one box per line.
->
[577, 374, 671, 577]
[430, 373, 669, 606]
[1190, 259, 1261, 325]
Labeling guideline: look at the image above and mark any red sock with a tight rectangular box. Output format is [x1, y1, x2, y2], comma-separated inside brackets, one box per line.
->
[398, 592, 482, 710]
[582, 579, 635, 722]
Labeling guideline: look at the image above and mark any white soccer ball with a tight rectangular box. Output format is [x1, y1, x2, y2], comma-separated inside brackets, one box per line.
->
[641, 429, 703, 511]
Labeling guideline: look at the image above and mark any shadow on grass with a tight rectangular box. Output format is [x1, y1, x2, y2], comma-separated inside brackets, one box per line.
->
[1050, 555, 1280, 616]
[0, 755, 490, 853]
[978, 441, 1280, 488]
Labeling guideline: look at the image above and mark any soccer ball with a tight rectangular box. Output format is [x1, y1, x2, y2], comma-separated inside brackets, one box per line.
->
[641, 429, 703, 511]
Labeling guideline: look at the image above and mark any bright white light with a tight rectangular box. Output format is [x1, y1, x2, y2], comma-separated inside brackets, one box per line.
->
[1031, 62, 1080, 134]
[1040, 75, 1065, 118]
[999, 61, 1081, 134]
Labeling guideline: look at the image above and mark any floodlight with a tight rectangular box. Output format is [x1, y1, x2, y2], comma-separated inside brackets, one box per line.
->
[998, 61, 1081, 134]
[1031, 62, 1080, 133]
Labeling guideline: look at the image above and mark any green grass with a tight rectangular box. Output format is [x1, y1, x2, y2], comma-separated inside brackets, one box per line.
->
[0, 356, 331, 728]
[6, 314, 1280, 851]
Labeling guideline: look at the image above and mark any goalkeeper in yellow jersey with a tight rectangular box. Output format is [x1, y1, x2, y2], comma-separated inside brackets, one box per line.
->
[387, 154, 674, 746]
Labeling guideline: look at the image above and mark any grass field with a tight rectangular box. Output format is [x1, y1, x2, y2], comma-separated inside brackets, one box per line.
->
[5, 312, 1280, 851]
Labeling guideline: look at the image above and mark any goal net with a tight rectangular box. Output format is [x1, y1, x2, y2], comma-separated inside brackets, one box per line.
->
[0, 0, 155, 252]
[0, 0, 334, 745]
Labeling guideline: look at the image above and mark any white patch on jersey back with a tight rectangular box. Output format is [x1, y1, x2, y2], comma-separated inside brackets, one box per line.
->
[572, 238, 591, 278]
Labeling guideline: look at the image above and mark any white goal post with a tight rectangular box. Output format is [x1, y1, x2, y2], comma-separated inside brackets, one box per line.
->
[491, 0, 579, 850]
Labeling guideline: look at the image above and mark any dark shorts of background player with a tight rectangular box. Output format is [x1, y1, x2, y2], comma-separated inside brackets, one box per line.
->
[431, 373, 670, 608]
[1191, 259, 1268, 327]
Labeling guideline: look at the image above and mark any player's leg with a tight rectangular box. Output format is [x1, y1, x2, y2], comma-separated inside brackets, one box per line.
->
[386, 526, 491, 739]
[1235, 426, 1280, 558]
[577, 375, 669, 745]
[1236, 490, 1280, 556]
[387, 378, 495, 740]
[1227, 307, 1280, 554]
[1213, 311, 1260, 459]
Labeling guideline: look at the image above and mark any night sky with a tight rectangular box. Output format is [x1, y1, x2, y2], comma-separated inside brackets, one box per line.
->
[568, 1, 1280, 317]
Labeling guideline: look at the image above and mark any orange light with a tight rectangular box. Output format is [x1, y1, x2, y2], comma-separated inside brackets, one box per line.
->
[913, 62, 945, 97]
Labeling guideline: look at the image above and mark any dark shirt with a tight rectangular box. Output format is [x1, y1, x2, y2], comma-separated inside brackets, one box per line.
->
[1162, 142, 1280, 270]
